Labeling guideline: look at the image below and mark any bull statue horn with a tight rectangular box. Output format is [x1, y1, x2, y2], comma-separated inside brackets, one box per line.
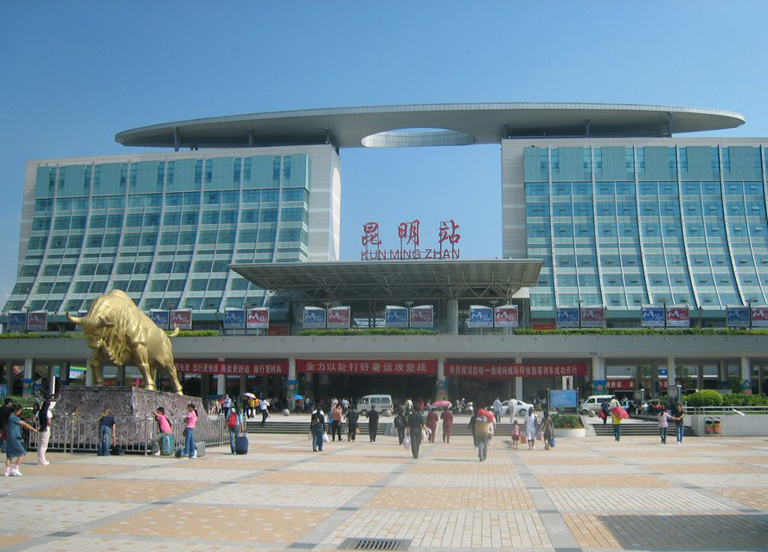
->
[67, 313, 84, 325]
[168, 325, 180, 337]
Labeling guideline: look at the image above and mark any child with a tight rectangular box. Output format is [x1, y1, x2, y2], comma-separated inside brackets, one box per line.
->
[511, 420, 520, 450]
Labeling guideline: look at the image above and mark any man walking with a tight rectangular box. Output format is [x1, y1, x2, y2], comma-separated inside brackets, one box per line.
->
[475, 409, 493, 462]
[345, 405, 359, 441]
[367, 405, 380, 442]
[493, 397, 502, 423]
[260, 398, 269, 427]
[407, 406, 425, 459]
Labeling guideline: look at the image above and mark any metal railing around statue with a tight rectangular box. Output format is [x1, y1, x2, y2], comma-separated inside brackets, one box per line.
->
[27, 413, 228, 455]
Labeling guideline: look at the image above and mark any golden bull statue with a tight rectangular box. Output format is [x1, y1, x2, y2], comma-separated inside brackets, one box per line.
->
[67, 289, 184, 394]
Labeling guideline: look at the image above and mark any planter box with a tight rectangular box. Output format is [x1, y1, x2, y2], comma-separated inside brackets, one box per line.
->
[688, 414, 768, 437]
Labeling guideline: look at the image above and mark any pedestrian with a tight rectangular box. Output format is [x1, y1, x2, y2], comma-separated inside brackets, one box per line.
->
[475, 410, 493, 462]
[331, 403, 343, 441]
[440, 406, 453, 443]
[511, 419, 520, 449]
[407, 406, 425, 459]
[37, 399, 52, 465]
[227, 405, 243, 454]
[394, 409, 406, 444]
[310, 406, 325, 452]
[493, 397, 502, 424]
[612, 408, 622, 442]
[426, 407, 438, 443]
[367, 405, 380, 442]
[657, 407, 677, 444]
[345, 405, 359, 441]
[151, 407, 173, 456]
[222, 394, 231, 419]
[182, 403, 197, 459]
[509, 398, 518, 423]
[674, 404, 685, 444]
[4, 404, 37, 476]
[0, 397, 13, 453]
[468, 411, 478, 449]
[405, 398, 413, 414]
[540, 411, 555, 450]
[524, 407, 538, 450]
[259, 397, 270, 427]
[600, 399, 610, 426]
[98, 409, 116, 456]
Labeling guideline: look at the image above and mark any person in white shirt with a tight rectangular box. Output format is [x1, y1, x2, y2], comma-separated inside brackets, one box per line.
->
[509, 399, 518, 423]
[524, 408, 538, 450]
[492, 398, 502, 423]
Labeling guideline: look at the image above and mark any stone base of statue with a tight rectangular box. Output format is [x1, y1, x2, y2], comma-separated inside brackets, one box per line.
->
[49, 386, 223, 453]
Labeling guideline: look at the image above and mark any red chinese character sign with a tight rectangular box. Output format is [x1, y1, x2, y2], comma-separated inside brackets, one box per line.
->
[297, 359, 437, 375]
[360, 219, 461, 260]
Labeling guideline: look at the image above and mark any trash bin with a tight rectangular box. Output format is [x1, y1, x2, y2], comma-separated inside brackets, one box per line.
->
[713, 417, 721, 435]
[704, 417, 713, 435]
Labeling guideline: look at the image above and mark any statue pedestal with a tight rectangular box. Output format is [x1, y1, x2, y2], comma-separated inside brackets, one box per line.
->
[51, 386, 221, 451]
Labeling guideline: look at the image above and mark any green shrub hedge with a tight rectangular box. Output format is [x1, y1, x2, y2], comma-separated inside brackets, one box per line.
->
[514, 328, 768, 336]
[683, 389, 723, 407]
[297, 329, 439, 336]
[551, 414, 581, 428]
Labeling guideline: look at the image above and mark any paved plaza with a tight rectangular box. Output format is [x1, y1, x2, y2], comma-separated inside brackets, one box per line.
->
[0, 432, 766, 552]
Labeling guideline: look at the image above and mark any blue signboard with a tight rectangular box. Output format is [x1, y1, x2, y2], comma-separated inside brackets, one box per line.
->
[7, 312, 26, 332]
[468, 305, 493, 328]
[726, 306, 750, 327]
[224, 309, 246, 329]
[549, 390, 578, 409]
[302, 307, 326, 329]
[149, 309, 170, 330]
[642, 305, 665, 328]
[384, 306, 408, 328]
[556, 307, 580, 328]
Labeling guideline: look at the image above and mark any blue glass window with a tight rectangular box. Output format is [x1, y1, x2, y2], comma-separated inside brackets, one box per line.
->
[123, 234, 140, 246]
[220, 210, 237, 224]
[202, 211, 219, 225]
[143, 213, 160, 226]
[163, 212, 181, 226]
[182, 211, 199, 225]
[195, 160, 203, 184]
[103, 234, 120, 247]
[126, 214, 143, 227]
[525, 183, 548, 196]
[242, 189, 259, 203]
[184, 192, 200, 205]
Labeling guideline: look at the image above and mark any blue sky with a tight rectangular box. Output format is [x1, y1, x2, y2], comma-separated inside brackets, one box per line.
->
[1, 1, 767, 303]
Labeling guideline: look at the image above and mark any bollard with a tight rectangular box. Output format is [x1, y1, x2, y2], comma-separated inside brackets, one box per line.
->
[704, 417, 713, 435]
[713, 417, 721, 435]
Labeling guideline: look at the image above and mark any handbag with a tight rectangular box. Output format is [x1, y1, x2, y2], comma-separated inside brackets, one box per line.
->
[549, 437, 556, 448]
[520, 434, 527, 444]
[355, 427, 360, 434]
[322, 432, 329, 443]
[536, 431, 544, 441]
[403, 435, 411, 449]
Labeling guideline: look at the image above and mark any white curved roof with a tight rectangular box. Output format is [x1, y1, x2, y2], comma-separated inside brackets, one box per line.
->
[115, 102, 745, 149]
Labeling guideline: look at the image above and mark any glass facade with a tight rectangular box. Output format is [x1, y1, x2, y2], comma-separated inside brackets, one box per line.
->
[518, 143, 768, 316]
[5, 147, 337, 318]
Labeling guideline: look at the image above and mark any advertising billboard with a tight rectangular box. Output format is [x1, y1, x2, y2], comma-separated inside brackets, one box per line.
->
[7, 312, 26, 332]
[726, 306, 750, 328]
[494, 305, 519, 328]
[556, 307, 580, 328]
[641, 305, 665, 328]
[385, 306, 409, 328]
[26, 311, 48, 332]
[410, 305, 434, 328]
[468, 305, 493, 328]
[580, 306, 605, 328]
[223, 308, 245, 329]
[246, 307, 269, 329]
[666, 305, 690, 328]
[149, 309, 170, 330]
[549, 390, 579, 409]
[170, 309, 192, 330]
[303, 306, 326, 329]
[327, 307, 351, 329]
[751, 306, 768, 328]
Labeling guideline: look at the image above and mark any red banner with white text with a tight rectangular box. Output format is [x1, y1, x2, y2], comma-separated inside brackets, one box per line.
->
[445, 362, 588, 378]
[176, 360, 288, 375]
[297, 359, 437, 375]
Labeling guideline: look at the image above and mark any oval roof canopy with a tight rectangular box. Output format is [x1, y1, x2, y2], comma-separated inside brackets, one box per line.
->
[116, 102, 745, 149]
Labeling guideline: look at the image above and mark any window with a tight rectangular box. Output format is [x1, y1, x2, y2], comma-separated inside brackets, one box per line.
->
[32, 217, 51, 231]
[103, 234, 120, 247]
[128, 280, 146, 293]
[595, 148, 603, 172]
[242, 189, 258, 203]
[550, 148, 559, 172]
[202, 211, 219, 225]
[184, 192, 200, 205]
[220, 210, 237, 224]
[195, 160, 203, 184]
[668, 147, 677, 171]
[107, 214, 123, 228]
[172, 261, 190, 273]
[123, 233, 140, 246]
[722, 147, 731, 172]
[204, 191, 220, 205]
[680, 148, 688, 172]
[53, 282, 69, 294]
[583, 148, 591, 171]
[182, 211, 199, 226]
[283, 155, 292, 180]
[195, 260, 213, 272]
[204, 159, 212, 183]
[79, 264, 96, 276]
[59, 264, 76, 276]
[241, 209, 258, 223]
[191, 279, 208, 291]
[143, 213, 160, 226]
[273, 156, 281, 181]
[167, 279, 186, 292]
[163, 212, 181, 226]
[711, 147, 720, 172]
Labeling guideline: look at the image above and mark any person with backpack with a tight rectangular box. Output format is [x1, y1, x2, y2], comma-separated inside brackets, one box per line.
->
[227, 405, 243, 454]
[151, 407, 173, 456]
[310, 407, 325, 452]
[394, 409, 406, 445]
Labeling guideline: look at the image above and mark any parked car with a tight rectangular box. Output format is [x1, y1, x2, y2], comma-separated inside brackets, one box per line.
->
[495, 399, 534, 417]
[356, 394, 394, 416]
[578, 394, 615, 416]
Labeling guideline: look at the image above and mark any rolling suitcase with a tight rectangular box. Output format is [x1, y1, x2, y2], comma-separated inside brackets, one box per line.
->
[236, 435, 249, 455]
[161, 434, 174, 456]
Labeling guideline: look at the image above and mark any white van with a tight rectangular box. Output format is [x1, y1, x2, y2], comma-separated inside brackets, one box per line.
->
[578, 395, 615, 416]
[356, 394, 394, 415]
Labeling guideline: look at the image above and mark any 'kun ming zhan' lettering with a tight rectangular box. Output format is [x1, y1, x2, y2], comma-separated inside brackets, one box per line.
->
[361, 218, 461, 261]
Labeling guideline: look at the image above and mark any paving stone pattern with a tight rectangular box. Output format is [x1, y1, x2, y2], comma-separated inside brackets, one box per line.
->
[0, 433, 766, 551]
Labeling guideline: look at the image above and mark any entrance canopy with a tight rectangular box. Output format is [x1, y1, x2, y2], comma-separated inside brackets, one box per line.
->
[229, 259, 541, 303]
